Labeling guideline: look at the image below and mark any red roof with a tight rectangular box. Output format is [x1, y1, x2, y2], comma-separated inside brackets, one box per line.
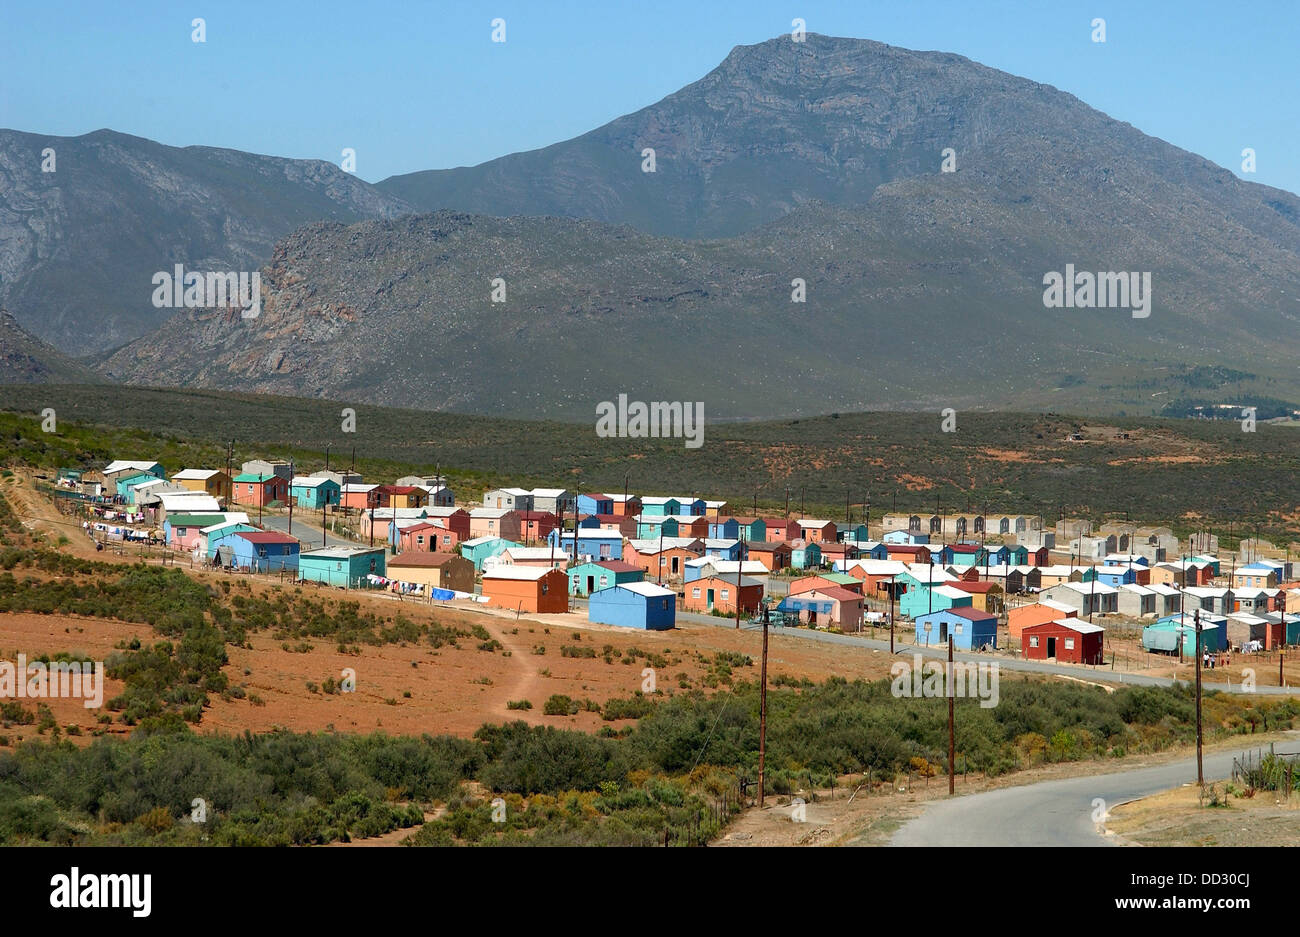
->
[951, 581, 997, 593]
[805, 586, 862, 602]
[594, 560, 641, 574]
[950, 544, 981, 553]
[518, 511, 557, 521]
[378, 485, 419, 495]
[234, 531, 298, 545]
[887, 545, 927, 554]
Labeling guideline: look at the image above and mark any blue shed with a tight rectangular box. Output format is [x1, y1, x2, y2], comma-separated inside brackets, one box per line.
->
[588, 582, 676, 630]
[790, 542, 823, 570]
[548, 529, 625, 561]
[568, 560, 644, 596]
[703, 538, 743, 561]
[210, 530, 300, 572]
[290, 476, 340, 510]
[914, 607, 998, 651]
[708, 518, 741, 540]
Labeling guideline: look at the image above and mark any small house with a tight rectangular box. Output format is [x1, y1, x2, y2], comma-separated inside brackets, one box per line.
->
[1023, 618, 1104, 664]
[481, 566, 568, 613]
[298, 547, 385, 587]
[386, 552, 474, 593]
[569, 560, 645, 597]
[914, 607, 998, 651]
[588, 582, 676, 630]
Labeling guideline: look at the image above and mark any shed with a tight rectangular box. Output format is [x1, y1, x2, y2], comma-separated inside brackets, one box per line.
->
[914, 607, 998, 651]
[1023, 618, 1104, 664]
[588, 582, 676, 630]
[481, 566, 568, 613]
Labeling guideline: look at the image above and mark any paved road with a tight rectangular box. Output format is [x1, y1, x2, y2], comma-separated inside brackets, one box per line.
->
[258, 512, 360, 551]
[888, 737, 1300, 846]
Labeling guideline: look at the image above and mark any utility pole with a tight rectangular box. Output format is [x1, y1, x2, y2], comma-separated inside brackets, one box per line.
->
[571, 485, 580, 565]
[257, 473, 263, 527]
[784, 487, 790, 519]
[889, 576, 896, 654]
[948, 635, 956, 796]
[324, 444, 330, 472]
[657, 524, 664, 586]
[1195, 607, 1204, 786]
[734, 559, 743, 631]
[287, 459, 295, 538]
[369, 503, 374, 548]
[225, 439, 234, 506]
[758, 606, 769, 808]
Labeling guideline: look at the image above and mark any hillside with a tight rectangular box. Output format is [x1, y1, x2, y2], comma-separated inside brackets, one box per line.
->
[0, 311, 101, 384]
[0, 129, 412, 354]
[98, 34, 1300, 419]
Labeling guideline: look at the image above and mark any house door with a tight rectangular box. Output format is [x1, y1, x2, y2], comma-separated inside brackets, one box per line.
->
[671, 556, 680, 574]
[1046, 636, 1057, 659]
[939, 622, 948, 643]
[586, 576, 594, 594]
[706, 589, 715, 609]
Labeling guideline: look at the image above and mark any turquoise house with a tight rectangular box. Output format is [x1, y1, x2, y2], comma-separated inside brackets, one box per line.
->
[115, 471, 160, 499]
[298, 547, 386, 588]
[791, 542, 823, 570]
[640, 498, 681, 517]
[461, 536, 518, 571]
[290, 477, 340, 510]
[1142, 615, 1227, 657]
[947, 544, 986, 568]
[636, 516, 679, 539]
[900, 582, 972, 620]
[1006, 545, 1029, 566]
[568, 560, 644, 596]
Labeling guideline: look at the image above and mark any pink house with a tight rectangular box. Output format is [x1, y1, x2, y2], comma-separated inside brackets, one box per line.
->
[469, 508, 522, 540]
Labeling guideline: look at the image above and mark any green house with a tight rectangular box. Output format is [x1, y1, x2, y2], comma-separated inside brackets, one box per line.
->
[569, 560, 645, 596]
[636, 516, 679, 539]
[298, 547, 386, 588]
[639, 498, 681, 517]
[461, 536, 519, 571]
[899, 579, 972, 620]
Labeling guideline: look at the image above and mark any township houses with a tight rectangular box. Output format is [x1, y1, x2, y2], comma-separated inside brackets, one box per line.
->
[1225, 613, 1281, 650]
[374, 485, 427, 509]
[683, 575, 763, 615]
[589, 513, 638, 538]
[606, 494, 642, 516]
[289, 476, 340, 509]
[385, 552, 474, 594]
[789, 573, 864, 597]
[1023, 618, 1104, 664]
[576, 493, 614, 516]
[702, 538, 744, 561]
[901, 583, 971, 619]
[1182, 586, 1235, 615]
[636, 514, 709, 539]
[232, 472, 289, 507]
[318, 470, 364, 488]
[624, 538, 700, 579]
[529, 488, 575, 515]
[548, 529, 626, 562]
[362, 507, 428, 543]
[840, 559, 908, 600]
[163, 513, 231, 550]
[151, 491, 222, 520]
[1039, 580, 1119, 616]
[690, 559, 770, 585]
[568, 560, 645, 596]
[492, 546, 568, 570]
[461, 536, 517, 571]
[104, 460, 164, 482]
[396, 521, 461, 552]
[170, 469, 231, 502]
[469, 508, 522, 541]
[210, 530, 300, 572]
[588, 582, 676, 630]
[914, 607, 997, 651]
[745, 541, 793, 572]
[885, 544, 932, 566]
[1233, 563, 1280, 590]
[517, 510, 560, 544]
[949, 579, 1004, 614]
[790, 542, 823, 570]
[298, 547, 385, 588]
[1143, 615, 1228, 657]
[778, 586, 863, 630]
[480, 566, 568, 613]
[794, 519, 837, 543]
[1037, 565, 1084, 589]
[340, 483, 380, 510]
[945, 543, 987, 568]
[241, 459, 292, 481]
[818, 542, 859, 566]
[1007, 599, 1078, 640]
[198, 518, 256, 558]
[483, 488, 533, 511]
[393, 476, 454, 506]
[761, 518, 798, 542]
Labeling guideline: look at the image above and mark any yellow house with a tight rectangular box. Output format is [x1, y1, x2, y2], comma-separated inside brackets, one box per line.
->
[171, 469, 231, 502]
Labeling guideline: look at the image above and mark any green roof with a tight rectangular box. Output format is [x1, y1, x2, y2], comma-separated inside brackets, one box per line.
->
[167, 514, 226, 527]
[232, 473, 279, 483]
[823, 572, 859, 584]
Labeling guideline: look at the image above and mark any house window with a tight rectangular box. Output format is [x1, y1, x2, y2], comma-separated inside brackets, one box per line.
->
[599, 575, 608, 587]
[541, 582, 549, 595]
[954, 624, 963, 634]
[1065, 638, 1075, 650]
[721, 589, 730, 600]
[691, 587, 700, 598]
[1029, 636, 1039, 648]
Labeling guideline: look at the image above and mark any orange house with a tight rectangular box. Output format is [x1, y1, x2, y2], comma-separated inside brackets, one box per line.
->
[1008, 602, 1078, 641]
[608, 495, 642, 516]
[745, 541, 793, 572]
[795, 520, 837, 543]
[376, 485, 428, 509]
[684, 575, 763, 615]
[626, 543, 701, 581]
[232, 473, 289, 507]
[789, 574, 864, 596]
[762, 518, 797, 542]
[480, 567, 568, 613]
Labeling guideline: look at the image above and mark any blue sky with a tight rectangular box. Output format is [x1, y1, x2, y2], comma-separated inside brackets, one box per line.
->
[3, 0, 1296, 194]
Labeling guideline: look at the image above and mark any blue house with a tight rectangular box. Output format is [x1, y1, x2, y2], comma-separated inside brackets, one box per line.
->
[836, 523, 870, 543]
[575, 515, 601, 529]
[849, 541, 889, 561]
[210, 530, 300, 572]
[548, 529, 625, 561]
[703, 538, 744, 561]
[577, 493, 614, 516]
[569, 560, 644, 596]
[900, 582, 971, 620]
[290, 476, 340, 509]
[790, 542, 823, 570]
[674, 497, 706, 516]
[982, 545, 1010, 567]
[883, 530, 930, 545]
[708, 518, 741, 540]
[588, 582, 676, 630]
[1086, 565, 1137, 588]
[1005, 545, 1029, 566]
[297, 546, 384, 587]
[914, 607, 998, 650]
[636, 516, 678, 539]
[115, 471, 161, 499]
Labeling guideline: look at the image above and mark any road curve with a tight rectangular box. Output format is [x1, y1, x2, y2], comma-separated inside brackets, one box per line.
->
[888, 740, 1300, 846]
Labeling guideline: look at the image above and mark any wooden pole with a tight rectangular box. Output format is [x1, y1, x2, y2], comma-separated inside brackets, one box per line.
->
[1196, 607, 1204, 786]
[758, 609, 769, 807]
[948, 635, 956, 796]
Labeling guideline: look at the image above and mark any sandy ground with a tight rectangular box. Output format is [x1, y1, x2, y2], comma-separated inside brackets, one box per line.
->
[1108, 778, 1300, 846]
